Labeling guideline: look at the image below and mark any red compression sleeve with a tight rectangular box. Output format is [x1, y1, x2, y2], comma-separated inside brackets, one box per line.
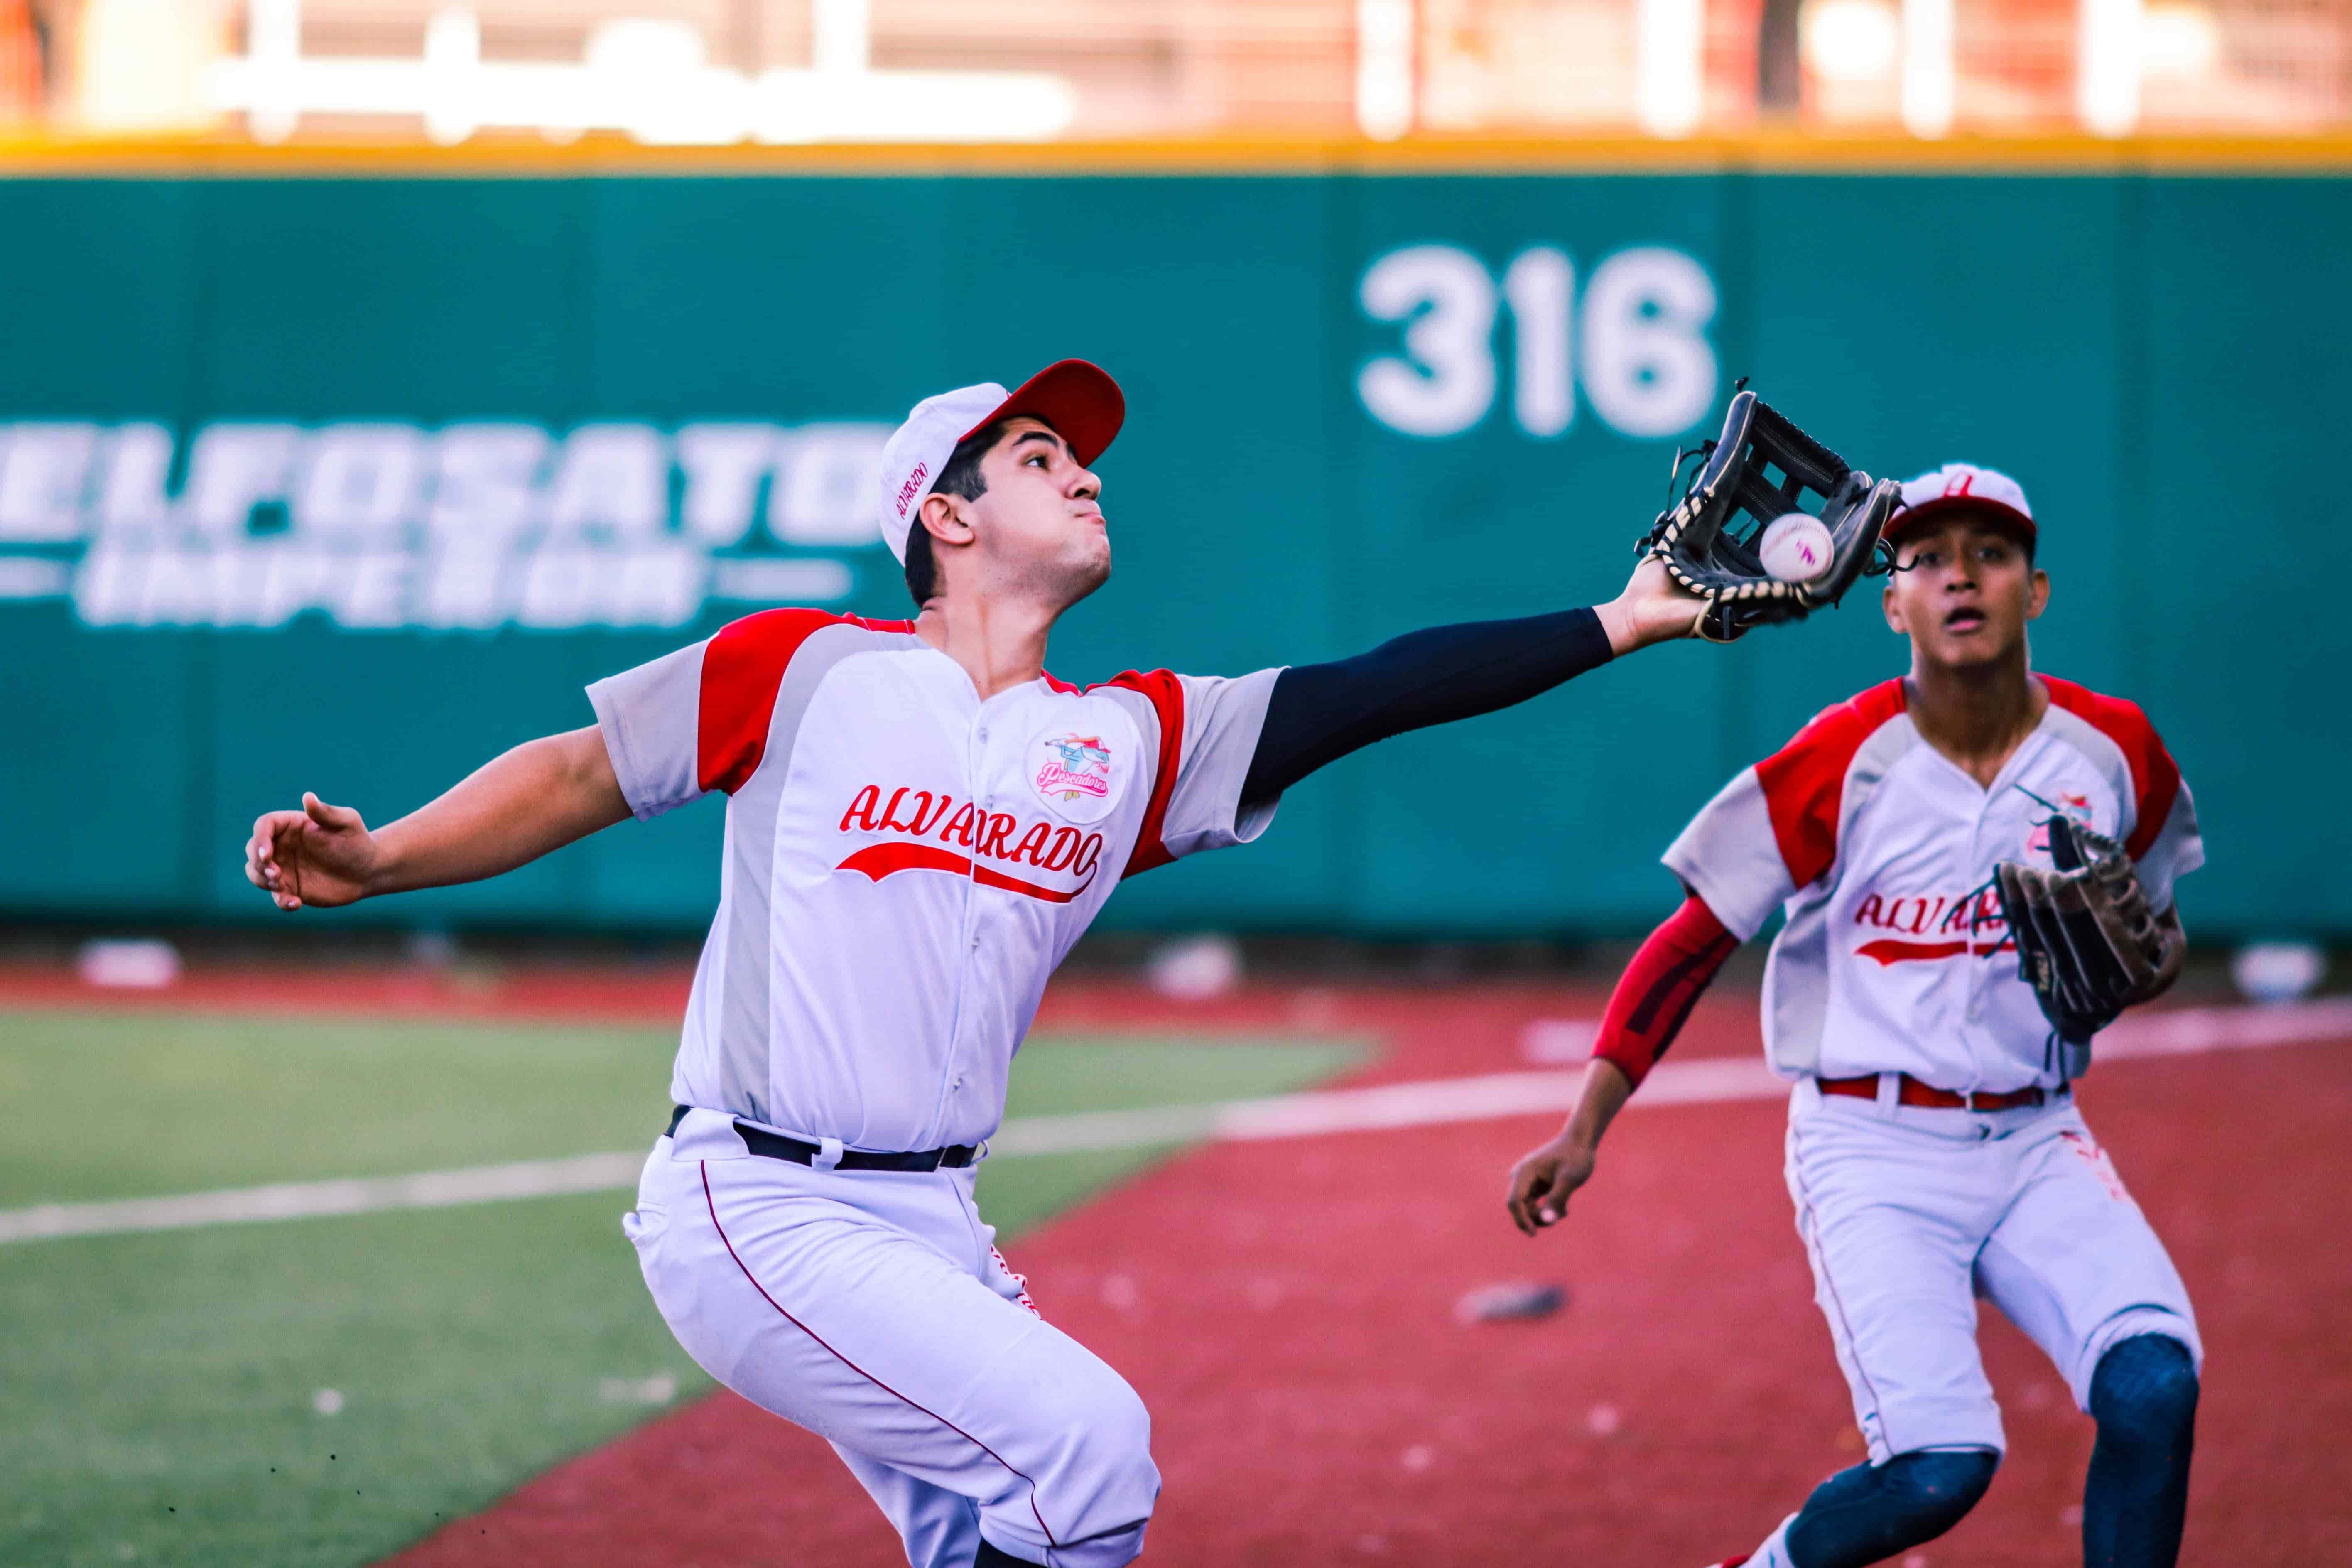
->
[1592, 892, 1738, 1090]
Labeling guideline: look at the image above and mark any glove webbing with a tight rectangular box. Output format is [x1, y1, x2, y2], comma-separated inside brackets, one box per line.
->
[1731, 402, 1849, 524]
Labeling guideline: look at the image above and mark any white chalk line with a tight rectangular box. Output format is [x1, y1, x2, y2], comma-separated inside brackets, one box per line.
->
[5, 996, 2345, 1248]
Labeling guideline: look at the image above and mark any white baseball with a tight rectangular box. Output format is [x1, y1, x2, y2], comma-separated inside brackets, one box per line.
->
[1758, 513, 1835, 584]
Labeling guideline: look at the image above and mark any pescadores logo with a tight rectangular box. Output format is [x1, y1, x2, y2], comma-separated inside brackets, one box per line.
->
[1030, 730, 1117, 821]
[0, 418, 892, 631]
[2024, 792, 2096, 856]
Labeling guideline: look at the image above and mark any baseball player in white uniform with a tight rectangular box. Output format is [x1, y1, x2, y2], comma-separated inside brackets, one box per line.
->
[1506, 464, 2204, 1568]
[246, 360, 1719, 1568]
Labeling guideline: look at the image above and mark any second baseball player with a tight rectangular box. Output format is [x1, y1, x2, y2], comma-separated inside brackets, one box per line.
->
[1508, 463, 2204, 1568]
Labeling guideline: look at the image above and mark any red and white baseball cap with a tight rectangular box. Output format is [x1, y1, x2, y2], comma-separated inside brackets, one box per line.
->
[872, 359, 1126, 564]
[1891, 462, 2036, 544]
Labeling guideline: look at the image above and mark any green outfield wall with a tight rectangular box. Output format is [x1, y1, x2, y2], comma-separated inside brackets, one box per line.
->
[0, 167, 2341, 937]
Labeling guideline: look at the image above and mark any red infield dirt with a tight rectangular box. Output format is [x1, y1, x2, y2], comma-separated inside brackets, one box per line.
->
[313, 974, 2352, 1568]
[22, 962, 2336, 1564]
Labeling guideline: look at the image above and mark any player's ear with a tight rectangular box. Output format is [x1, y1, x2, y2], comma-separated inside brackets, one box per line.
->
[917, 491, 974, 547]
[1883, 581, 1906, 635]
[2024, 567, 2050, 622]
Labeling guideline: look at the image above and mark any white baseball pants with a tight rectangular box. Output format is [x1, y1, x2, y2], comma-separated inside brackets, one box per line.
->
[1784, 1080, 2201, 1463]
[625, 1108, 1160, 1568]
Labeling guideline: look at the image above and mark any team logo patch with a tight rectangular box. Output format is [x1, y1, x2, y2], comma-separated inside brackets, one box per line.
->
[1030, 729, 1120, 823]
[2025, 791, 2097, 856]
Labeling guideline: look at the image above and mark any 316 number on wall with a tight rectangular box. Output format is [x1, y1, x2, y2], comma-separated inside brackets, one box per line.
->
[1357, 245, 1718, 441]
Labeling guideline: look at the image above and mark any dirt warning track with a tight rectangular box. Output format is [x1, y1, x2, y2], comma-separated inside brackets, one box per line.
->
[382, 984, 2352, 1567]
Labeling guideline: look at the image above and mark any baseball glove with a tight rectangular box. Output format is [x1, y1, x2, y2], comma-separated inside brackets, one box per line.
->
[1638, 388, 1901, 643]
[1994, 816, 2171, 1044]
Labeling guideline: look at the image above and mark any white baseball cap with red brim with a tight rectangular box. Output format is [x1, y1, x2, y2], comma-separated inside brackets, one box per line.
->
[1891, 462, 2037, 545]
[872, 359, 1126, 564]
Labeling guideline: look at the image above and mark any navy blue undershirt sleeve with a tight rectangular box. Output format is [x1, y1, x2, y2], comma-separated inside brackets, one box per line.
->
[1239, 606, 1615, 807]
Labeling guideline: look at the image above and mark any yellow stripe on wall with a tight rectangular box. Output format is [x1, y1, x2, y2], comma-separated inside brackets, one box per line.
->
[3, 129, 2352, 179]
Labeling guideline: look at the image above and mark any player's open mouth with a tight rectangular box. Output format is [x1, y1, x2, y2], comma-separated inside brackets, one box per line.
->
[1944, 608, 1987, 632]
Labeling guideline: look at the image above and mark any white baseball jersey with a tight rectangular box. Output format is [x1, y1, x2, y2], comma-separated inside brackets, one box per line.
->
[589, 607, 1281, 1150]
[1665, 676, 2202, 1093]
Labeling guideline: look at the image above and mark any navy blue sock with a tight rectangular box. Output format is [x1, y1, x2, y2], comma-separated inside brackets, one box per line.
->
[1784, 1447, 1999, 1568]
[2084, 1334, 2198, 1568]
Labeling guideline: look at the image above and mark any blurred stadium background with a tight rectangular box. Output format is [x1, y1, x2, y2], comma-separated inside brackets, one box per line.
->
[5, 2, 2351, 1565]
[8, 0, 2352, 138]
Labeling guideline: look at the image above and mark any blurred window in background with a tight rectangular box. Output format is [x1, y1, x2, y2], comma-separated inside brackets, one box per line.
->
[2, 0, 44, 123]
[14, 0, 2352, 141]
[71, 0, 233, 131]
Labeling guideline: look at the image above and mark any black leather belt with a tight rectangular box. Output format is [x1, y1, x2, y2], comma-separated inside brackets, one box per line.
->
[665, 1105, 977, 1170]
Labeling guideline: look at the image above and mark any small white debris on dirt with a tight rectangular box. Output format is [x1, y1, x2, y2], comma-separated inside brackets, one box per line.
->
[599, 1374, 677, 1406]
[78, 939, 180, 990]
[2232, 942, 2324, 1002]
[1519, 1018, 1599, 1063]
[1146, 935, 1241, 1001]
[1454, 1280, 1566, 1323]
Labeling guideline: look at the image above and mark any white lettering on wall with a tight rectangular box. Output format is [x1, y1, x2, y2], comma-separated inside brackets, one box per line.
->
[1357, 245, 1499, 438]
[545, 424, 670, 541]
[0, 415, 883, 628]
[773, 424, 889, 547]
[1579, 246, 1719, 439]
[1358, 242, 1718, 442]
[96, 424, 175, 534]
[1501, 248, 1575, 439]
[420, 543, 514, 630]
[677, 423, 781, 547]
[296, 424, 428, 542]
[428, 424, 549, 547]
[0, 423, 100, 541]
[181, 425, 300, 541]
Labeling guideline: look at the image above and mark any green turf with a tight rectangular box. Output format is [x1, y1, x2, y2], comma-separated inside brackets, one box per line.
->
[0, 1008, 1364, 1568]
[0, 1011, 685, 1205]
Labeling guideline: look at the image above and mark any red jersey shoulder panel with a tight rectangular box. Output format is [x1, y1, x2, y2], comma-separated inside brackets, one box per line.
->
[698, 609, 916, 795]
[2040, 675, 2183, 860]
[1753, 678, 1908, 890]
[1091, 669, 1184, 878]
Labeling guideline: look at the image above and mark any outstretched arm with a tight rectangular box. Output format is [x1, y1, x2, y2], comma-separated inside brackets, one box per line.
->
[245, 725, 631, 910]
[1241, 556, 1702, 805]
[1505, 890, 1739, 1235]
